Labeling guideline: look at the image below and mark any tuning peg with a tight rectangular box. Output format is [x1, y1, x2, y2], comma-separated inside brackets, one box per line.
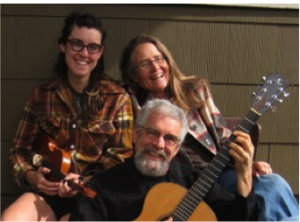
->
[251, 92, 256, 97]
[272, 95, 284, 104]
[262, 76, 266, 81]
[257, 86, 261, 90]
[276, 98, 283, 103]
[283, 91, 290, 97]
[276, 78, 283, 85]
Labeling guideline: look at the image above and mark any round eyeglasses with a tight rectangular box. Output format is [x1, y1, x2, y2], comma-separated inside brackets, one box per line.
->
[138, 125, 180, 147]
[67, 39, 102, 54]
[132, 56, 166, 71]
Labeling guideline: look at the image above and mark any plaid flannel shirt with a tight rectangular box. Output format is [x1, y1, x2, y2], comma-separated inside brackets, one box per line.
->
[127, 82, 231, 156]
[10, 78, 133, 189]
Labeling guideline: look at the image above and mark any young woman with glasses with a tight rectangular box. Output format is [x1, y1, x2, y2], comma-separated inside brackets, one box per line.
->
[2, 11, 133, 221]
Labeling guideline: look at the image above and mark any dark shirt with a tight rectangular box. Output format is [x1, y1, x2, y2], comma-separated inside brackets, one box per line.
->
[69, 157, 257, 221]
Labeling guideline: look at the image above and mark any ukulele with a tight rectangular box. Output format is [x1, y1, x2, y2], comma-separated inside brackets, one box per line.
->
[32, 134, 96, 198]
[134, 73, 289, 221]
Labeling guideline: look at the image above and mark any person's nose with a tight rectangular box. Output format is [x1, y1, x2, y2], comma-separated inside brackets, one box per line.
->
[152, 136, 165, 149]
[150, 59, 160, 70]
[79, 46, 89, 56]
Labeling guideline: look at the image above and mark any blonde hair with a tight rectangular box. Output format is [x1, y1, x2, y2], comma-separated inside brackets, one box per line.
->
[120, 33, 209, 112]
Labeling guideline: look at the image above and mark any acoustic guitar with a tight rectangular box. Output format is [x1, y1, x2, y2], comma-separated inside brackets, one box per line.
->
[134, 73, 289, 221]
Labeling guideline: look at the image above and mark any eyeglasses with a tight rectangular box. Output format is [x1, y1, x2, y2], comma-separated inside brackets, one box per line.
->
[138, 125, 180, 147]
[133, 56, 166, 71]
[67, 39, 102, 54]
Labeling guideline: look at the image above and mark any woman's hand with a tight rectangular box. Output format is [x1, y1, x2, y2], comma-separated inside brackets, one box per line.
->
[58, 173, 84, 198]
[26, 167, 59, 196]
[252, 161, 272, 177]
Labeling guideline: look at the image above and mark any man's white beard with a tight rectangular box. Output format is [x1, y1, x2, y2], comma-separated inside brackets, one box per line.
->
[134, 148, 169, 177]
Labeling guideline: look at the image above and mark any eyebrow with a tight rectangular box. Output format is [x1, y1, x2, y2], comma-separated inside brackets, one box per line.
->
[138, 55, 164, 63]
[69, 38, 101, 45]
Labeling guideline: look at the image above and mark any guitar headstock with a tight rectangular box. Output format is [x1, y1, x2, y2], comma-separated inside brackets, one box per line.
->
[251, 73, 289, 115]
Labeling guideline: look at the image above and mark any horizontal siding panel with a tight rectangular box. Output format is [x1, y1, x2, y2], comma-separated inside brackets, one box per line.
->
[104, 19, 150, 80]
[1, 16, 17, 79]
[212, 84, 298, 143]
[1, 80, 46, 141]
[1, 142, 24, 194]
[1, 4, 298, 25]
[269, 144, 299, 194]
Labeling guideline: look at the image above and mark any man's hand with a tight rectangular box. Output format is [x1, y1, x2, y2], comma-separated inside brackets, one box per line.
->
[228, 131, 254, 197]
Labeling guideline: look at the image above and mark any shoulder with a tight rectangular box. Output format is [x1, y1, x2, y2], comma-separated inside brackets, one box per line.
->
[91, 159, 132, 189]
[100, 80, 127, 95]
[188, 78, 210, 92]
[185, 78, 212, 101]
[170, 159, 197, 178]
[27, 79, 63, 101]
[39, 78, 64, 90]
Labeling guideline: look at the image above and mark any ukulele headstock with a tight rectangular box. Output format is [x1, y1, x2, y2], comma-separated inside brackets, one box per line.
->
[32, 153, 43, 167]
[251, 73, 289, 115]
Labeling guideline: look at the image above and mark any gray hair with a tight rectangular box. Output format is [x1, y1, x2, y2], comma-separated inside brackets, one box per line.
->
[135, 99, 188, 142]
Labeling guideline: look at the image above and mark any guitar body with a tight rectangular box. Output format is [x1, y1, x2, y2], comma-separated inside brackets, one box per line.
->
[135, 74, 289, 222]
[34, 134, 71, 182]
[134, 183, 217, 221]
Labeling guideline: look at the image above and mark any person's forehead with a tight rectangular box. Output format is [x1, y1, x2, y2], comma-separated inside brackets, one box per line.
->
[145, 112, 181, 134]
[69, 25, 102, 44]
[132, 43, 162, 61]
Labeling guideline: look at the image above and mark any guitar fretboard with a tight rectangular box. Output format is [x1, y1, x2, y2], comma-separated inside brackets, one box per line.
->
[171, 110, 260, 221]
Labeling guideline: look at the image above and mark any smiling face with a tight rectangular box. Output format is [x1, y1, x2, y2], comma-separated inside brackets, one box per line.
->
[130, 43, 170, 98]
[133, 111, 181, 176]
[60, 25, 103, 82]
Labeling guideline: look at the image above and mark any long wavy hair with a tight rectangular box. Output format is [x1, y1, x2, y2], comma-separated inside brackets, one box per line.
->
[119, 33, 208, 112]
[55, 11, 117, 120]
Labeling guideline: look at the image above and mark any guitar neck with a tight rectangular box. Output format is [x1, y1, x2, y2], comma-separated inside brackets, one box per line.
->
[171, 110, 261, 221]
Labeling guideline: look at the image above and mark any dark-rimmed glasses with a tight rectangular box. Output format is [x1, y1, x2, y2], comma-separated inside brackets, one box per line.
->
[138, 125, 180, 147]
[67, 39, 102, 54]
[132, 56, 166, 71]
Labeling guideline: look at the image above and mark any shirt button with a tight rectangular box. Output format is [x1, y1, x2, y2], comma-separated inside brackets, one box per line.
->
[72, 123, 76, 129]
[70, 144, 75, 149]
[205, 139, 211, 145]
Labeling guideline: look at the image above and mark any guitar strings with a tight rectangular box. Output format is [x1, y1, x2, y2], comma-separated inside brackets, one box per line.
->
[171, 102, 263, 221]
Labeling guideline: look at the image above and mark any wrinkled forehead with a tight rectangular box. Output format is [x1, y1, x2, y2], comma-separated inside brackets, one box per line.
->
[131, 43, 162, 63]
[145, 112, 182, 135]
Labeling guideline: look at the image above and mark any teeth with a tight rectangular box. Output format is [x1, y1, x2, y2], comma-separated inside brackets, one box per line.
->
[149, 152, 161, 157]
[76, 60, 88, 65]
[151, 73, 164, 80]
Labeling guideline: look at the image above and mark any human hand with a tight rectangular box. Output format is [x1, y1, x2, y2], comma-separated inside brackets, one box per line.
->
[228, 131, 254, 196]
[163, 217, 173, 221]
[252, 161, 272, 177]
[26, 167, 59, 196]
[228, 131, 254, 175]
[58, 173, 84, 198]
